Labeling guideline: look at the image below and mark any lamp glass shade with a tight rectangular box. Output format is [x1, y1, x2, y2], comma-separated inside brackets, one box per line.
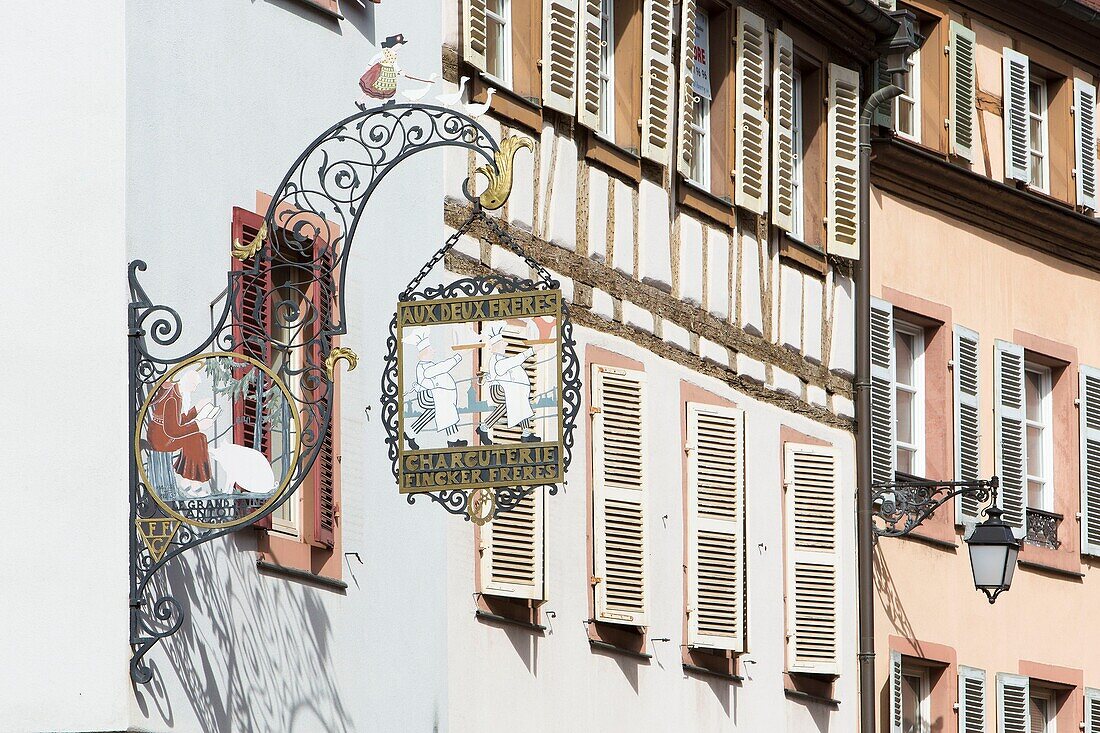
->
[965, 507, 1020, 597]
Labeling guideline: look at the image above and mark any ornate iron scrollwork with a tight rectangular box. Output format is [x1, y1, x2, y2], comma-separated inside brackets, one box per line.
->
[1024, 507, 1062, 549]
[871, 475, 999, 537]
[129, 103, 520, 682]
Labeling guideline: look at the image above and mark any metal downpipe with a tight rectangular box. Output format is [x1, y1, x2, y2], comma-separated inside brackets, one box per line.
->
[856, 74, 904, 733]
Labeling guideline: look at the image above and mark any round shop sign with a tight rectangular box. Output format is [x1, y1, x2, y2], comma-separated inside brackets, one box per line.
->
[134, 351, 301, 530]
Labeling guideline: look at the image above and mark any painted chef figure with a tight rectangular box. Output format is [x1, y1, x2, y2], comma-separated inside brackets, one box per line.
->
[477, 323, 540, 444]
[358, 34, 407, 108]
[405, 328, 468, 447]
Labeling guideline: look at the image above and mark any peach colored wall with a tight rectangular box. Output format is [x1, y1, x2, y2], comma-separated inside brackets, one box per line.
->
[871, 189, 1100, 730]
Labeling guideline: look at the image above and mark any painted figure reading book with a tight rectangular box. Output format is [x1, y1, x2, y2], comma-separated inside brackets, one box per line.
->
[147, 365, 219, 491]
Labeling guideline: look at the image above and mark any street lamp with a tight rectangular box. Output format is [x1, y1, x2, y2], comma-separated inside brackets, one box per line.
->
[871, 475, 1020, 603]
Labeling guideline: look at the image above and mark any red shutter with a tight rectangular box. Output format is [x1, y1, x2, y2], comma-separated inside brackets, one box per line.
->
[231, 207, 274, 529]
[309, 240, 338, 549]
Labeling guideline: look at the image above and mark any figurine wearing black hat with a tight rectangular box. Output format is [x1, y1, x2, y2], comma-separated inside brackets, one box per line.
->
[358, 34, 411, 108]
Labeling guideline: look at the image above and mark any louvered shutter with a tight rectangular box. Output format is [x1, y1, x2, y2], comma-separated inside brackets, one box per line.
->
[771, 30, 796, 232]
[997, 673, 1030, 733]
[785, 444, 840, 675]
[576, 0, 603, 129]
[954, 326, 982, 523]
[309, 240, 337, 549]
[543, 0, 580, 114]
[640, 0, 675, 164]
[949, 22, 977, 161]
[686, 403, 745, 651]
[959, 666, 988, 733]
[1086, 688, 1100, 733]
[889, 650, 903, 733]
[593, 365, 647, 626]
[1080, 366, 1100, 555]
[1002, 48, 1031, 183]
[231, 208, 274, 528]
[481, 488, 545, 599]
[734, 7, 768, 215]
[674, 0, 698, 173]
[1074, 78, 1099, 210]
[871, 298, 896, 485]
[827, 63, 861, 259]
[994, 340, 1026, 536]
[462, 0, 489, 73]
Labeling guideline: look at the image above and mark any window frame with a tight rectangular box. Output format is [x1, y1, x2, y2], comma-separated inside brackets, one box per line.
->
[1029, 687, 1058, 733]
[1029, 75, 1050, 193]
[900, 664, 932, 733]
[598, 0, 616, 139]
[893, 320, 926, 477]
[790, 67, 805, 240]
[894, 27, 922, 143]
[687, 94, 711, 188]
[1024, 362, 1055, 512]
[484, 0, 513, 88]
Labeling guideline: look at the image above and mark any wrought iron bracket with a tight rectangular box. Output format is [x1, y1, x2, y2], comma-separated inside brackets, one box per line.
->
[871, 475, 999, 537]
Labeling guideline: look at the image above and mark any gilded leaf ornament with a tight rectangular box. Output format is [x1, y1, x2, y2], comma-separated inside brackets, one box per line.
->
[231, 221, 268, 260]
[326, 346, 359, 380]
[476, 136, 534, 210]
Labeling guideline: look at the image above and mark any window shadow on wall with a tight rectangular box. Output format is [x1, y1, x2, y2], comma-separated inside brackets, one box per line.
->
[133, 534, 352, 733]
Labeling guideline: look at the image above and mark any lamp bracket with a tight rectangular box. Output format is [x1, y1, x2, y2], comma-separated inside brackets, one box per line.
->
[871, 475, 999, 537]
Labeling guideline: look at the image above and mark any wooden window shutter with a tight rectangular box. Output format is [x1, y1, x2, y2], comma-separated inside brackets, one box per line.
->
[994, 340, 1026, 535]
[308, 241, 337, 549]
[949, 22, 978, 161]
[480, 488, 545, 599]
[231, 208, 275, 529]
[784, 443, 840, 675]
[1002, 48, 1031, 183]
[592, 364, 647, 626]
[889, 649, 903, 733]
[827, 63, 861, 259]
[674, 0, 698, 174]
[1086, 688, 1100, 733]
[734, 7, 768, 215]
[997, 672, 1030, 733]
[640, 0, 675, 164]
[686, 403, 745, 651]
[543, 0, 580, 114]
[576, 0, 603, 130]
[463, 0, 490, 73]
[1074, 78, 1099, 210]
[954, 326, 982, 524]
[959, 666, 988, 733]
[771, 29, 796, 232]
[870, 298, 896, 485]
[1080, 366, 1100, 556]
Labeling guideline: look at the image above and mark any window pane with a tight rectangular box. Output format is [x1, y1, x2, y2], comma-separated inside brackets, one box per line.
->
[1030, 157, 1045, 189]
[897, 446, 914, 475]
[1025, 370, 1043, 421]
[1029, 695, 1049, 733]
[895, 331, 915, 384]
[1028, 479, 1045, 510]
[1029, 82, 1043, 115]
[902, 674, 923, 733]
[896, 390, 914, 443]
[486, 21, 504, 79]
[898, 100, 915, 136]
[1027, 424, 1044, 475]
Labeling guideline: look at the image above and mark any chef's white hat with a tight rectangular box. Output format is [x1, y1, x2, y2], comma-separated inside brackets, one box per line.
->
[482, 321, 507, 346]
[403, 327, 431, 352]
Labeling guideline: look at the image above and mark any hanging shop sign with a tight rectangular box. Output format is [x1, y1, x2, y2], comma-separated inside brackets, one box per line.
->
[382, 212, 581, 525]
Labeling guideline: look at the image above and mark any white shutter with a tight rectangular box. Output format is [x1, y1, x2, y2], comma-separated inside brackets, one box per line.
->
[1074, 78, 1099, 210]
[785, 443, 840, 675]
[949, 22, 977, 161]
[871, 298, 896, 485]
[479, 488, 545, 600]
[1002, 48, 1031, 183]
[675, 0, 699, 173]
[734, 7, 768, 214]
[543, 0, 580, 114]
[686, 403, 745, 651]
[771, 29, 796, 232]
[1080, 366, 1100, 555]
[576, 0, 603, 129]
[959, 666, 988, 733]
[592, 364, 647, 626]
[640, 0, 675, 164]
[954, 326, 982, 523]
[1085, 688, 1100, 733]
[889, 650, 904, 733]
[462, 0, 489, 73]
[827, 63, 861, 259]
[997, 673, 1030, 733]
[994, 340, 1027, 536]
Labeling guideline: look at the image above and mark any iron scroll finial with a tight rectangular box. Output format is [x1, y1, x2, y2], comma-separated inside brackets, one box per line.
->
[475, 136, 534, 210]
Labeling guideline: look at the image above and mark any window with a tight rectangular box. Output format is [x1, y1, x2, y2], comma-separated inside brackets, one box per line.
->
[1024, 363, 1053, 511]
[901, 665, 931, 733]
[790, 68, 805, 240]
[894, 23, 922, 142]
[1030, 688, 1057, 733]
[484, 0, 512, 86]
[1029, 76, 1050, 192]
[894, 321, 925, 476]
[687, 95, 710, 186]
[597, 0, 615, 137]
